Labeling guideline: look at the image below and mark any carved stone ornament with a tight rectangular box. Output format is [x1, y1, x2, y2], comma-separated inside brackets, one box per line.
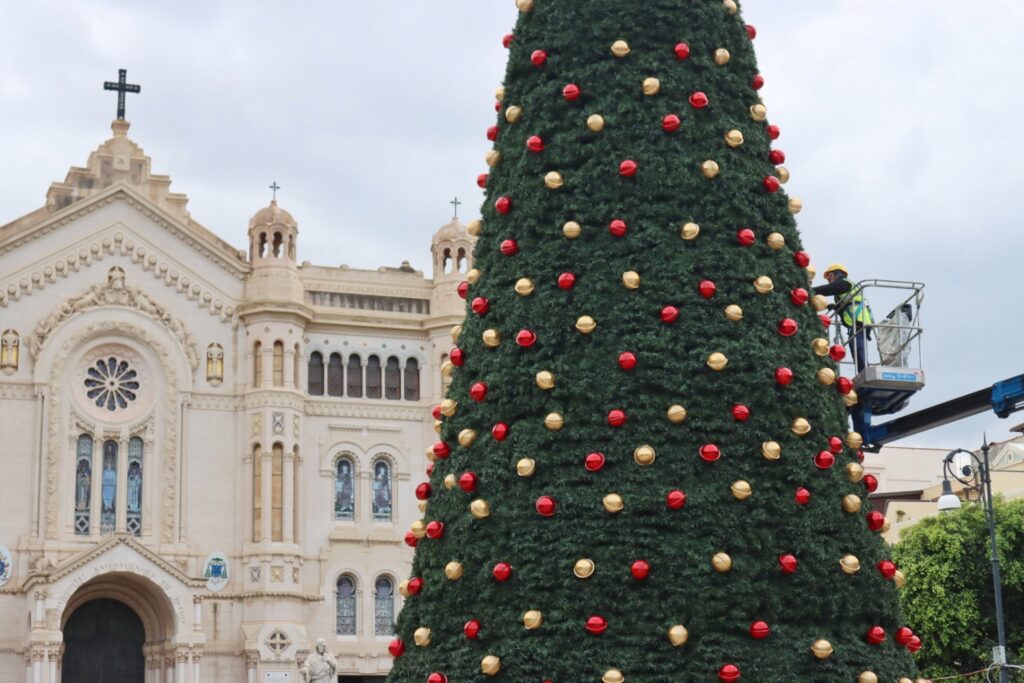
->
[0, 329, 18, 372]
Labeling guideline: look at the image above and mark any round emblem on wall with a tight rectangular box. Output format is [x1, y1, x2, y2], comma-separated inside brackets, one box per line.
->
[0, 546, 13, 587]
[76, 345, 154, 423]
[203, 552, 229, 592]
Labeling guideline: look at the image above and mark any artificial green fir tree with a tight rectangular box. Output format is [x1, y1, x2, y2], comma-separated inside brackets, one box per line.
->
[389, 1, 919, 681]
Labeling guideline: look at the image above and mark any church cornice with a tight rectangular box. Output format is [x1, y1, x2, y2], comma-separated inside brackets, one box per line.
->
[304, 401, 427, 422]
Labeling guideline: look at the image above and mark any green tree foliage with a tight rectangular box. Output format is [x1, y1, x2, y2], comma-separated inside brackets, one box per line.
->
[389, 1, 916, 681]
[892, 498, 1024, 679]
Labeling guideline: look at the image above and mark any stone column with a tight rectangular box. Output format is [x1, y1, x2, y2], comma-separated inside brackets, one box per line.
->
[174, 651, 187, 683]
[90, 439, 102, 535]
[189, 650, 200, 683]
[193, 598, 202, 632]
[282, 449, 295, 543]
[261, 451, 273, 542]
[262, 347, 272, 389]
[32, 591, 46, 629]
[164, 655, 175, 683]
[245, 651, 258, 683]
[31, 647, 42, 683]
[47, 646, 57, 683]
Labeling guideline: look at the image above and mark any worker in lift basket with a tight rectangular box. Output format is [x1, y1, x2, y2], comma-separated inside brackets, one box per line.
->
[812, 264, 873, 374]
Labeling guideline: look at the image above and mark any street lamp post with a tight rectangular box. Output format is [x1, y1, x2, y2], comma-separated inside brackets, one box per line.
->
[939, 441, 1009, 683]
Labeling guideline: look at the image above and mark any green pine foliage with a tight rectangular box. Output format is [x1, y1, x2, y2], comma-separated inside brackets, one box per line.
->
[389, 1, 917, 681]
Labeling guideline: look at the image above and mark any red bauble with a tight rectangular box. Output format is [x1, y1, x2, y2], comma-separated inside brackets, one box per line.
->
[863, 474, 879, 493]
[620, 159, 639, 177]
[663, 114, 681, 132]
[908, 635, 922, 653]
[486, 125, 498, 141]
[894, 627, 914, 647]
[492, 562, 512, 582]
[763, 176, 781, 193]
[476, 173, 488, 189]
[618, 352, 637, 371]
[425, 521, 444, 539]
[666, 490, 687, 509]
[699, 444, 721, 462]
[631, 560, 650, 581]
[431, 404, 443, 421]
[837, 377, 854, 395]
[585, 615, 608, 635]
[793, 251, 811, 267]
[746, 24, 758, 39]
[661, 306, 680, 324]
[609, 219, 628, 237]
[527, 135, 545, 152]
[767, 124, 781, 140]
[779, 554, 798, 574]
[795, 487, 811, 505]
[450, 347, 465, 366]
[492, 422, 510, 441]
[750, 621, 771, 640]
[828, 436, 844, 454]
[469, 382, 488, 402]
[585, 452, 606, 472]
[494, 101, 501, 112]
[820, 314, 832, 329]
[698, 280, 717, 299]
[866, 511, 886, 531]
[471, 297, 490, 315]
[737, 228, 756, 246]
[769, 149, 787, 165]
[731, 404, 751, 422]
[428, 674, 448, 683]
[829, 344, 846, 361]
[502, 33, 513, 48]
[775, 367, 794, 386]
[531, 49, 548, 66]
[415, 483, 432, 500]
[718, 664, 741, 683]
[607, 409, 627, 427]
[674, 42, 691, 60]
[404, 532, 418, 547]
[535, 495, 557, 517]
[814, 451, 835, 470]
[689, 91, 709, 109]
[407, 577, 423, 594]
[866, 626, 887, 645]
[495, 196, 512, 215]
[563, 83, 581, 101]
[516, 329, 538, 348]
[459, 472, 478, 493]
[433, 441, 451, 459]
[464, 620, 481, 639]
[778, 318, 799, 337]
[877, 560, 897, 579]
[752, 74, 765, 90]
[857, 449, 865, 463]
[426, 463, 434, 476]
[500, 239, 519, 256]
[557, 272, 576, 289]
[388, 639, 406, 657]
[790, 288, 809, 306]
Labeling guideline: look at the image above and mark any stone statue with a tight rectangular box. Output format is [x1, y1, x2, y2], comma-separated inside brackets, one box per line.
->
[300, 639, 337, 683]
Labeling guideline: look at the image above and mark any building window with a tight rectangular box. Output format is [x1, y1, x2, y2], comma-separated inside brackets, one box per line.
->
[336, 575, 357, 635]
[253, 343, 263, 387]
[404, 359, 420, 401]
[374, 576, 395, 635]
[328, 353, 344, 397]
[372, 460, 393, 521]
[126, 437, 143, 536]
[0, 329, 19, 372]
[366, 355, 382, 399]
[272, 444, 284, 542]
[206, 343, 224, 385]
[272, 342, 284, 387]
[100, 441, 118, 534]
[293, 344, 301, 389]
[253, 445, 262, 542]
[346, 355, 363, 397]
[84, 357, 139, 411]
[334, 457, 355, 520]
[308, 352, 325, 396]
[384, 357, 401, 400]
[74, 435, 93, 535]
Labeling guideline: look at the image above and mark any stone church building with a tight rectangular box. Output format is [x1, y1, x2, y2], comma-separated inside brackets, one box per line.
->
[0, 118, 474, 682]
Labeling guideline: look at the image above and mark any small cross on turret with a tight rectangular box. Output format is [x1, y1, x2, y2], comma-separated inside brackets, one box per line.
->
[103, 69, 141, 120]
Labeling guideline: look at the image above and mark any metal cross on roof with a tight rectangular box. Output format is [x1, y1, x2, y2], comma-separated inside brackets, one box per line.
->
[103, 69, 141, 120]
[269, 182, 281, 201]
[450, 197, 462, 218]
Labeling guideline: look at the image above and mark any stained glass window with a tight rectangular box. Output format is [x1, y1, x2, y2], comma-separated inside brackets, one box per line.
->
[366, 356, 382, 399]
[100, 441, 118, 534]
[308, 352, 325, 396]
[126, 437, 143, 536]
[384, 357, 401, 400]
[346, 355, 363, 397]
[272, 342, 284, 387]
[374, 576, 395, 635]
[84, 357, 139, 411]
[328, 353, 344, 397]
[336, 575, 357, 635]
[74, 435, 93, 535]
[372, 460, 392, 521]
[404, 359, 420, 401]
[334, 457, 355, 520]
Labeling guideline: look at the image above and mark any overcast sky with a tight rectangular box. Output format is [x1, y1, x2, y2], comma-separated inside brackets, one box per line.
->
[2, 0, 1022, 450]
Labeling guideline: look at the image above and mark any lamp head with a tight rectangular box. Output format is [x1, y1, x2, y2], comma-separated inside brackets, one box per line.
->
[937, 478, 962, 512]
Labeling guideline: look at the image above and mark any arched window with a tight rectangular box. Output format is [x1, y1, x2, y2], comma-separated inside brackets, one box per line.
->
[126, 437, 144, 536]
[336, 575, 357, 635]
[442, 247, 453, 274]
[74, 435, 93, 535]
[293, 344, 301, 389]
[372, 459, 393, 521]
[334, 457, 356, 520]
[374, 576, 395, 635]
[253, 444, 262, 542]
[346, 355, 363, 397]
[328, 353, 344, 397]
[272, 232, 284, 257]
[272, 342, 284, 387]
[100, 441, 118, 534]
[404, 359, 420, 401]
[308, 352, 325, 396]
[384, 357, 401, 400]
[366, 355, 382, 399]
[272, 444, 284, 542]
[457, 247, 468, 273]
[253, 342, 263, 387]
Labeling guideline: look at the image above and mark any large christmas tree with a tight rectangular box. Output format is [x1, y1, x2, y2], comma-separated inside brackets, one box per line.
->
[389, 1, 920, 681]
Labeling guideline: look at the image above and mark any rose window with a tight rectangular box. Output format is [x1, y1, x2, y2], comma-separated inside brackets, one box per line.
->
[84, 357, 140, 411]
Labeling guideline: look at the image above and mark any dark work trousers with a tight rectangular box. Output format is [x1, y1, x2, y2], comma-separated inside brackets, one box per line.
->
[849, 324, 868, 374]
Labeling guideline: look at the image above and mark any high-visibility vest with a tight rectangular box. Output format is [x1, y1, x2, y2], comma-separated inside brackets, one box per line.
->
[836, 283, 873, 328]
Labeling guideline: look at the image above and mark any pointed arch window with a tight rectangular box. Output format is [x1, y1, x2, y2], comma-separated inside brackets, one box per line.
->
[336, 575, 357, 635]
[100, 441, 118, 534]
[126, 437, 144, 536]
[384, 357, 401, 400]
[346, 355, 363, 397]
[308, 352, 325, 396]
[404, 359, 420, 401]
[74, 435, 93, 535]
[253, 342, 263, 387]
[372, 459, 393, 521]
[334, 457, 355, 520]
[366, 355, 382, 399]
[328, 353, 345, 397]
[374, 576, 395, 635]
[272, 342, 285, 387]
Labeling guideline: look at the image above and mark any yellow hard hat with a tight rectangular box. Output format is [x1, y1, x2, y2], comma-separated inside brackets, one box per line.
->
[824, 263, 848, 276]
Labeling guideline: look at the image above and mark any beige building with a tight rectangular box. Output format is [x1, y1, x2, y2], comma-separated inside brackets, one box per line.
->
[0, 119, 474, 682]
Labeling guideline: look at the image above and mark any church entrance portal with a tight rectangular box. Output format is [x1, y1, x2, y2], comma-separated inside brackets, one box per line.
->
[63, 598, 145, 682]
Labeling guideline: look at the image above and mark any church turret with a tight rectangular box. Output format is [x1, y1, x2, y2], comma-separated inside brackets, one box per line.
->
[244, 200, 305, 305]
[430, 215, 474, 281]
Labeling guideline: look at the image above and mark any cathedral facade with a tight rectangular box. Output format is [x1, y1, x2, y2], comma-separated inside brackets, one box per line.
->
[0, 119, 473, 682]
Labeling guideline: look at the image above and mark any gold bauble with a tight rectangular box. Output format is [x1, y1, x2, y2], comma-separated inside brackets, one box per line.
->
[707, 352, 728, 371]
[414, 627, 431, 647]
[545, 171, 564, 190]
[494, 86, 506, 103]
[450, 324, 463, 342]
[425, 449, 437, 463]
[467, 269, 483, 285]
[806, 265, 817, 281]
[515, 0, 534, 11]
[812, 294, 829, 311]
[587, 114, 606, 132]
[812, 338, 830, 356]
[622, 271, 641, 289]
[418, 500, 428, 513]
[515, 278, 535, 296]
[712, 552, 733, 573]
[444, 474, 457, 490]
[714, 48, 731, 65]
[816, 367, 837, 386]
[754, 275, 774, 294]
[535, 370, 555, 390]
[410, 520, 426, 538]
[574, 558, 596, 579]
[517, 458, 536, 477]
[445, 561, 464, 580]
[859, 673, 879, 683]
[723, 0, 738, 14]
[458, 428, 478, 447]
[576, 315, 597, 334]
[789, 197, 804, 214]
[505, 105, 523, 123]
[724, 304, 744, 322]
[440, 361, 454, 381]
[523, 610, 543, 630]
[603, 669, 625, 683]
[776, 166, 791, 184]
[762, 441, 782, 461]
[843, 390, 860, 407]
[634, 445, 657, 466]
[701, 160, 720, 179]
[845, 462, 865, 483]
[766, 232, 786, 250]
[881, 518, 892, 534]
[667, 404, 688, 424]
[731, 480, 752, 501]
[603, 493, 625, 513]
[840, 554, 861, 575]
[544, 412, 565, 431]
[681, 222, 701, 240]
[842, 494, 863, 514]
[898, 678, 913, 683]
[724, 129, 744, 148]
[611, 40, 631, 58]
[485, 149, 502, 167]
[483, 329, 501, 348]
[642, 77, 661, 96]
[668, 624, 689, 647]
[563, 220, 582, 238]
[398, 580, 411, 597]
[470, 499, 491, 519]
[790, 417, 811, 437]
[467, 219, 483, 236]
[432, 419, 442, 434]
[750, 103, 768, 122]
[894, 570, 906, 589]
[811, 639, 834, 660]
[481, 655, 501, 676]
[846, 432, 864, 449]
